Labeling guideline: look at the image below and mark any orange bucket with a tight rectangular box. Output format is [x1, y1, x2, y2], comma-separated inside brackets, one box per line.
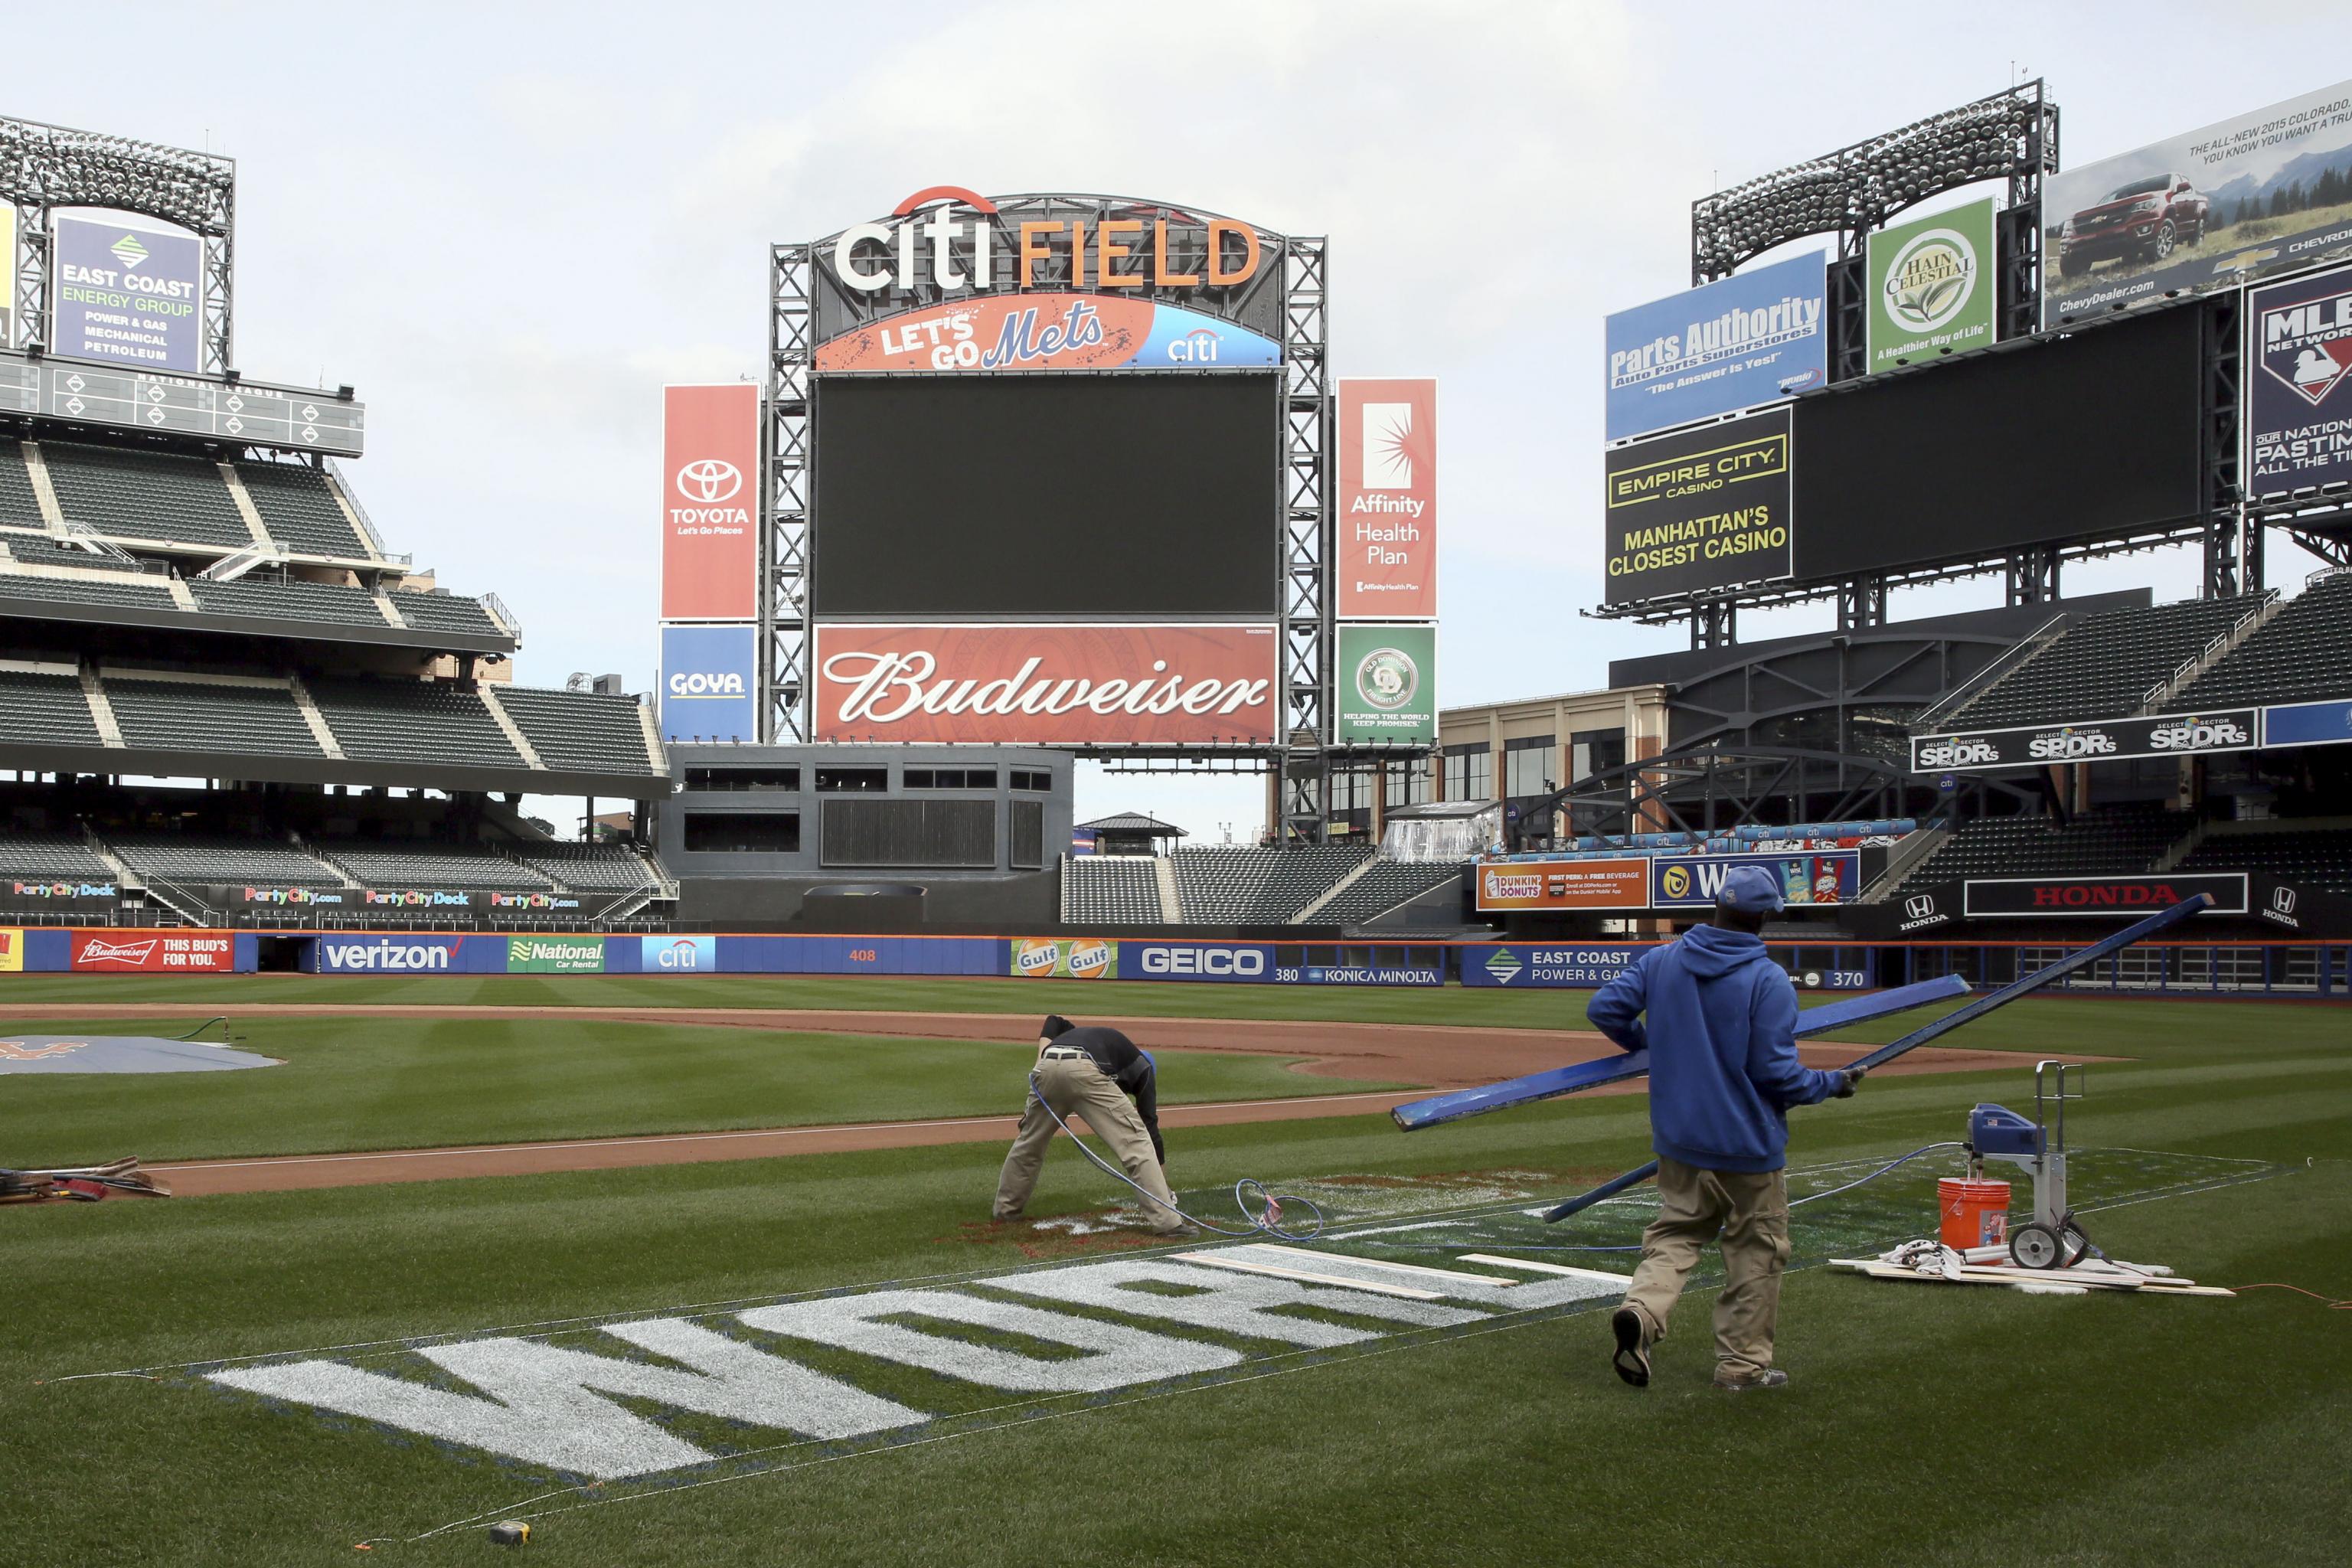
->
[1937, 1178, 2011, 1250]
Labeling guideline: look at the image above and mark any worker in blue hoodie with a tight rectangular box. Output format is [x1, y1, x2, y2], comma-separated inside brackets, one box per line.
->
[1586, 863, 1862, 1391]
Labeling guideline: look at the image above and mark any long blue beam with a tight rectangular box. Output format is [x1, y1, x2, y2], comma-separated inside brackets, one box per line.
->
[1390, 974, 1971, 1132]
[1540, 894, 2214, 1223]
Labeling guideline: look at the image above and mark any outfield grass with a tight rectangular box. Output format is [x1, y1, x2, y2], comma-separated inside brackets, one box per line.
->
[2, 989, 2346, 1566]
[0, 1017, 1397, 1165]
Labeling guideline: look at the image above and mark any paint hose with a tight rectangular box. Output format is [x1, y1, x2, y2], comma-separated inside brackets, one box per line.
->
[1022, 1073, 1326, 1242]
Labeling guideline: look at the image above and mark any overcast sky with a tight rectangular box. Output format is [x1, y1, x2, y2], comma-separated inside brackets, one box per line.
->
[18, 2, 2342, 838]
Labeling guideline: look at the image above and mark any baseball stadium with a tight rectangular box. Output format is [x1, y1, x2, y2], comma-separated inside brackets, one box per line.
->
[5, 34, 2352, 1568]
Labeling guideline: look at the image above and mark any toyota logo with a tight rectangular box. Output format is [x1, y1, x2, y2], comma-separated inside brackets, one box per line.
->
[676, 459, 743, 503]
[1905, 895, 1935, 920]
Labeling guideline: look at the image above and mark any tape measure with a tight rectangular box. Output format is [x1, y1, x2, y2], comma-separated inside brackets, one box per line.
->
[488, 1521, 531, 1547]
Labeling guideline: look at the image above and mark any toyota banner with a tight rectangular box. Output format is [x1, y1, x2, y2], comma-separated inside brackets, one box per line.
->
[1912, 709, 2260, 773]
[662, 384, 760, 621]
[1605, 251, 1828, 442]
[1337, 379, 1438, 619]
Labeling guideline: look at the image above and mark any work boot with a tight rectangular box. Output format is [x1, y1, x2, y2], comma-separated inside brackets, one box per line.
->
[1711, 1368, 1790, 1392]
[1609, 1307, 1651, 1388]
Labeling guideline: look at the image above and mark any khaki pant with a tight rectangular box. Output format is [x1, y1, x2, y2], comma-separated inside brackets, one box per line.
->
[993, 1054, 1182, 1233]
[1622, 1157, 1792, 1380]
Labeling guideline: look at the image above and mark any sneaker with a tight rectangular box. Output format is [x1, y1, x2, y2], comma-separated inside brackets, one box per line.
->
[1609, 1308, 1651, 1388]
[1712, 1368, 1789, 1392]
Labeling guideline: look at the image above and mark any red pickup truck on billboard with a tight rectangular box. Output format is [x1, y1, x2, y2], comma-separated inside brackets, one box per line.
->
[2056, 172, 2212, 278]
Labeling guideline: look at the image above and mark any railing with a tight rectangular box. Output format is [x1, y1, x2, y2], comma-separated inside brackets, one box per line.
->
[321, 457, 411, 567]
[1913, 610, 2069, 728]
[2138, 592, 2278, 712]
[481, 591, 521, 639]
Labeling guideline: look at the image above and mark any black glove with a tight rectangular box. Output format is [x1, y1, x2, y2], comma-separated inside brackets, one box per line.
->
[1831, 1067, 1866, 1099]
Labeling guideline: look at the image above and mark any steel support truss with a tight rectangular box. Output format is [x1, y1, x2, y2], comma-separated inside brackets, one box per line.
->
[764, 243, 813, 742]
[1279, 235, 1331, 844]
[0, 115, 235, 372]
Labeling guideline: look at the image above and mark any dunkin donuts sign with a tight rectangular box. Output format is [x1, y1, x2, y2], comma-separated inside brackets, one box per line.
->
[814, 624, 1278, 746]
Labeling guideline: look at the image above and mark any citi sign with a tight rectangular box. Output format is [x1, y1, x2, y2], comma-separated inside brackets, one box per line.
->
[1136, 945, 1265, 978]
[829, 188, 1263, 295]
[322, 939, 456, 972]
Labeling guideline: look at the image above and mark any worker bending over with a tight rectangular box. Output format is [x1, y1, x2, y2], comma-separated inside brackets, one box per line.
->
[1586, 864, 1862, 1392]
[994, 1014, 1184, 1236]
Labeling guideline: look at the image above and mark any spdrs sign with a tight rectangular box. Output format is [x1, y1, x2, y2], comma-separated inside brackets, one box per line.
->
[662, 384, 760, 621]
[1602, 407, 1792, 603]
[51, 216, 202, 371]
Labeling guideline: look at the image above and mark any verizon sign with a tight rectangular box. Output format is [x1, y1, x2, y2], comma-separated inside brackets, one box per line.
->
[812, 624, 1278, 745]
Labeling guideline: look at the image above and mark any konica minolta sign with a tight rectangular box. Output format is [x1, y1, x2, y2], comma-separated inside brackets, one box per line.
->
[1911, 707, 2259, 773]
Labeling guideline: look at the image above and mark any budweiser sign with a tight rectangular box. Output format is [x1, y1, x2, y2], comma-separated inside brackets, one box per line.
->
[813, 624, 1279, 744]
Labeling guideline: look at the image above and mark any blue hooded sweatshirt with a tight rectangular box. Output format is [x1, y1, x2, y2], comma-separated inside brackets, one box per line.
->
[1586, 924, 1843, 1173]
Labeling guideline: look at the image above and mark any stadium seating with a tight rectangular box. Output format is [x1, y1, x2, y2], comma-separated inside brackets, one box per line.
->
[492, 685, 658, 774]
[1314, 861, 1468, 926]
[188, 576, 394, 629]
[103, 675, 323, 759]
[0, 563, 181, 611]
[1903, 803, 2190, 883]
[1944, 596, 2265, 728]
[2174, 573, 2352, 709]
[306, 680, 524, 769]
[233, 462, 371, 559]
[387, 590, 501, 639]
[2178, 825, 2352, 897]
[0, 831, 115, 881]
[107, 834, 346, 887]
[506, 841, 659, 893]
[1061, 857, 1166, 923]
[317, 841, 554, 888]
[40, 441, 253, 550]
[1171, 844, 1370, 923]
[0, 666, 100, 746]
[0, 446, 47, 528]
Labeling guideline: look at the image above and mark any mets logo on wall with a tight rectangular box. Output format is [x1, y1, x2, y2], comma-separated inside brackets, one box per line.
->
[1353, 647, 1419, 711]
[1882, 227, 1978, 332]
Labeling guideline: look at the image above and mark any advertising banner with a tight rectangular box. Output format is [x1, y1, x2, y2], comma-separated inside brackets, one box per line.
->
[70, 930, 232, 972]
[1295, 962, 1444, 986]
[1337, 379, 1438, 619]
[1011, 937, 1116, 980]
[2246, 265, 2352, 498]
[662, 622, 760, 743]
[51, 216, 202, 371]
[1334, 624, 1437, 743]
[1459, 942, 1642, 988]
[2250, 875, 2352, 936]
[1866, 197, 1996, 374]
[662, 384, 759, 621]
[1475, 859, 1648, 912]
[1119, 940, 1275, 982]
[2262, 697, 2352, 748]
[507, 936, 606, 974]
[1651, 851, 1858, 910]
[642, 934, 717, 972]
[2043, 79, 2352, 324]
[0, 926, 21, 973]
[1605, 252, 1828, 442]
[1910, 709, 2261, 773]
[1602, 407, 1792, 604]
[313, 936, 469, 973]
[813, 623, 1278, 745]
[1964, 874, 2245, 918]
[5, 878, 119, 911]
[815, 295, 1279, 373]
[0, 206, 14, 348]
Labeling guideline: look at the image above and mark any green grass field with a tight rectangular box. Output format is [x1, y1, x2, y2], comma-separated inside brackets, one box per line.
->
[2, 979, 2347, 1566]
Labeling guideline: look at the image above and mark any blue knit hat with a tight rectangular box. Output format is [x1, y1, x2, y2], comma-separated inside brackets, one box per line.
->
[1715, 864, 1785, 915]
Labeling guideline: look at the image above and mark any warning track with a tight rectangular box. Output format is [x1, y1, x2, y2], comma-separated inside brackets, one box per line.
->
[5, 1003, 2040, 1196]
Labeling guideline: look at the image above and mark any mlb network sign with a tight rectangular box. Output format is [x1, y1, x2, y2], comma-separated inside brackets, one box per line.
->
[662, 622, 759, 743]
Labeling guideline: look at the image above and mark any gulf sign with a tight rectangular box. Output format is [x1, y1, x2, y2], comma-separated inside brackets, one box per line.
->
[1338, 381, 1438, 620]
[815, 296, 1278, 374]
[1651, 851, 1857, 910]
[1012, 938, 1116, 980]
[662, 384, 759, 621]
[826, 188, 1266, 299]
[70, 930, 232, 972]
[1475, 859, 1648, 912]
[813, 624, 1278, 746]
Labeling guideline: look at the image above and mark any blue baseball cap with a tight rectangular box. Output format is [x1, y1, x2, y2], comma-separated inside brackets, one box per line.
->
[1715, 864, 1785, 915]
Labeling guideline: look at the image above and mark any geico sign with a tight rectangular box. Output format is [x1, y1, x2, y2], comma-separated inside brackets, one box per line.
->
[2149, 717, 2250, 751]
[669, 671, 746, 698]
[831, 188, 1263, 295]
[1138, 946, 1266, 977]
[1917, 739, 2001, 768]
[2027, 730, 2118, 760]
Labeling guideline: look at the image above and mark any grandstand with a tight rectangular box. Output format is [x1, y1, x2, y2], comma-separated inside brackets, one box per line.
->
[1060, 857, 1168, 924]
[1936, 594, 2269, 729]
[2174, 571, 2352, 709]
[1897, 802, 2192, 884]
[1170, 843, 1371, 924]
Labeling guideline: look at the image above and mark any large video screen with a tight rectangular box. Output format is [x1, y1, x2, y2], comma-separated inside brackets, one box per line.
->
[1790, 303, 2203, 581]
[812, 372, 1282, 618]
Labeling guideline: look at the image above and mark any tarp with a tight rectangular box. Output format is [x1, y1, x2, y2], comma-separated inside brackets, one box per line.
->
[0, 1034, 280, 1074]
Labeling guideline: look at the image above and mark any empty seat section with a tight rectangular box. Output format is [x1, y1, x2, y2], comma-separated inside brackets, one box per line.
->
[0, 446, 47, 528]
[40, 442, 252, 550]
[389, 591, 500, 638]
[1906, 804, 2190, 883]
[322, 841, 553, 888]
[103, 677, 322, 758]
[108, 834, 344, 886]
[308, 680, 524, 768]
[2175, 573, 2352, 708]
[492, 686, 656, 773]
[188, 576, 392, 629]
[234, 462, 369, 558]
[1950, 596, 2265, 728]
[1316, 861, 1468, 925]
[2178, 825, 2352, 896]
[0, 667, 100, 745]
[1062, 857, 1165, 923]
[1170, 844, 1371, 923]
[506, 841, 658, 892]
[0, 831, 114, 880]
[0, 565, 179, 610]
